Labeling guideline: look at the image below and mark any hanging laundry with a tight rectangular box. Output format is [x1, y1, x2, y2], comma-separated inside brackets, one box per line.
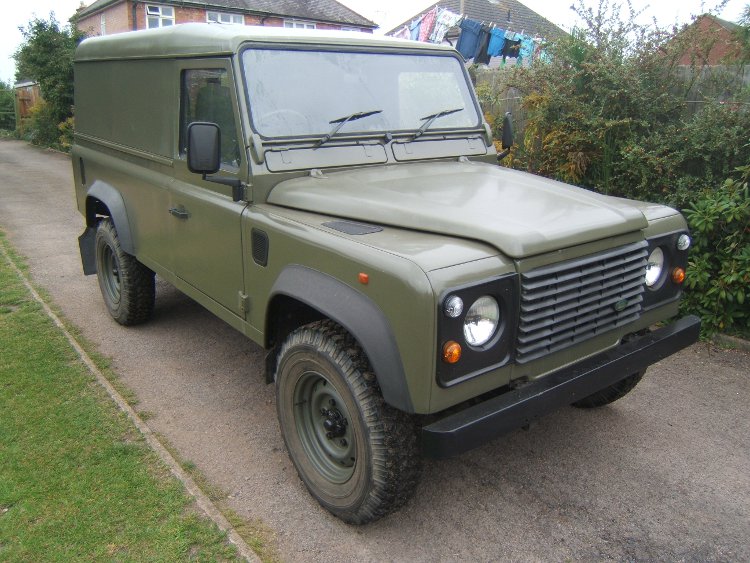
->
[487, 27, 506, 57]
[517, 35, 536, 65]
[532, 38, 543, 59]
[430, 9, 462, 43]
[393, 25, 411, 40]
[455, 18, 483, 60]
[418, 7, 439, 42]
[474, 25, 492, 65]
[501, 35, 521, 61]
[409, 17, 422, 41]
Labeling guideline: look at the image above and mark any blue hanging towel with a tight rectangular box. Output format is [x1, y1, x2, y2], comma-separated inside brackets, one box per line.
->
[455, 18, 483, 60]
[487, 28, 506, 57]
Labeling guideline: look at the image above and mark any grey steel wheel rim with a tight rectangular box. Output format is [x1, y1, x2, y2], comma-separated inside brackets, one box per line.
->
[100, 244, 121, 304]
[293, 370, 356, 484]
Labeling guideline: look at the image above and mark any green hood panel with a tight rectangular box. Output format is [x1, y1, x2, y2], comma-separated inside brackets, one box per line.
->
[267, 162, 649, 259]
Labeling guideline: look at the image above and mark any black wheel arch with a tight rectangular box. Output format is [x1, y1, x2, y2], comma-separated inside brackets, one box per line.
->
[79, 182, 135, 276]
[266, 265, 414, 413]
[84, 181, 135, 254]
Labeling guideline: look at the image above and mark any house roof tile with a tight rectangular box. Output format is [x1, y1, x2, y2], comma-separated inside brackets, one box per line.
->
[387, 0, 565, 40]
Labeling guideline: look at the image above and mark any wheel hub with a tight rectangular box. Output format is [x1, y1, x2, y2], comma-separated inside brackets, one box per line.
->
[292, 372, 357, 482]
[321, 407, 347, 439]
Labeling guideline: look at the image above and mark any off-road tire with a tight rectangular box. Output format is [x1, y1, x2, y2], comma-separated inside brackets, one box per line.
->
[95, 218, 155, 326]
[572, 370, 645, 408]
[275, 320, 421, 524]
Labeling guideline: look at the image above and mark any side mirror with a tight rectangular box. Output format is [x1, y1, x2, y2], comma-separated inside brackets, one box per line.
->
[187, 122, 221, 175]
[501, 112, 514, 150]
[497, 112, 514, 162]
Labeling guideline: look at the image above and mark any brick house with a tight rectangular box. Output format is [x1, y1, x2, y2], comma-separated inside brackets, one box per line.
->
[675, 14, 744, 66]
[74, 0, 377, 36]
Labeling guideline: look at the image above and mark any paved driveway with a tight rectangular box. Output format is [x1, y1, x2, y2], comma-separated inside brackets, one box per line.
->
[1, 139, 748, 562]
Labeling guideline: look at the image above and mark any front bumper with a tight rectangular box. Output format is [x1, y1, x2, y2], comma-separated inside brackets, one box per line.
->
[422, 315, 701, 458]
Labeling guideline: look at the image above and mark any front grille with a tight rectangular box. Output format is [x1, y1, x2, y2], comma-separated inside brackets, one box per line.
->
[516, 241, 648, 364]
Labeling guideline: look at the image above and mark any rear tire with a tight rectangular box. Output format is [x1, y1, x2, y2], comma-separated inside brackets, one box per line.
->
[95, 218, 155, 326]
[275, 320, 421, 524]
[572, 370, 645, 408]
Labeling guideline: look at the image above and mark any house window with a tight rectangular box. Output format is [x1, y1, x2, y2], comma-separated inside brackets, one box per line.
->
[207, 11, 244, 25]
[283, 19, 316, 29]
[340, 26, 361, 32]
[100, 14, 106, 35]
[146, 5, 175, 29]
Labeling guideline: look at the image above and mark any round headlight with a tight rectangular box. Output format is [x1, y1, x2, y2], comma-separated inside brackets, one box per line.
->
[463, 296, 500, 347]
[645, 247, 665, 288]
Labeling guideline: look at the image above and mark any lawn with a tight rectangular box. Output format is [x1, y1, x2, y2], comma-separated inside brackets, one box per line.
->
[0, 231, 241, 561]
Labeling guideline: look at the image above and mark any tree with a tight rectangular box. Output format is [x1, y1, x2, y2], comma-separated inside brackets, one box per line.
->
[13, 14, 85, 125]
[736, 4, 750, 62]
[0, 79, 14, 130]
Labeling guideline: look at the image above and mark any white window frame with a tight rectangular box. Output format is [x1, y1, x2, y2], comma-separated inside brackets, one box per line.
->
[100, 13, 106, 35]
[340, 26, 361, 32]
[283, 19, 316, 30]
[145, 4, 175, 29]
[206, 11, 244, 25]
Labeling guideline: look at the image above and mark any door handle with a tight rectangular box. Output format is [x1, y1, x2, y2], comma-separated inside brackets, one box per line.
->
[168, 207, 190, 219]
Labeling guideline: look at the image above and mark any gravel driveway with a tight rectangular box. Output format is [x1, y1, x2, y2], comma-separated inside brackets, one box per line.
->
[1, 139, 748, 562]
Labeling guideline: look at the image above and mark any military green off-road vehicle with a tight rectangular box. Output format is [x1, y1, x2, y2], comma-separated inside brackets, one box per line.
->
[72, 23, 700, 524]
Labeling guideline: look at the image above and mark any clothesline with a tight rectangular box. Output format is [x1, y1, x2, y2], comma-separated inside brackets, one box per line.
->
[390, 6, 551, 66]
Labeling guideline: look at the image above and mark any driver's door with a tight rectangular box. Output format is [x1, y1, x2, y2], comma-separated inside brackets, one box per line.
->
[169, 59, 247, 316]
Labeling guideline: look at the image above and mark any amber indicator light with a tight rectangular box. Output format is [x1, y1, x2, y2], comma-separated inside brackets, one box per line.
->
[358, 272, 369, 285]
[442, 341, 462, 364]
[671, 267, 686, 284]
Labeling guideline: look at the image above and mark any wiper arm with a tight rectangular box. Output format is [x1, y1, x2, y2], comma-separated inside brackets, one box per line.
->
[314, 109, 383, 148]
[412, 107, 463, 141]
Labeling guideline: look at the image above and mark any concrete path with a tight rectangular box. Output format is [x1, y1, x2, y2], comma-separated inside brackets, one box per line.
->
[1, 139, 748, 562]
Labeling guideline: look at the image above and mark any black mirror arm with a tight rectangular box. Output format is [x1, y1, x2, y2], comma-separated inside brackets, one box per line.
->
[201, 173, 245, 202]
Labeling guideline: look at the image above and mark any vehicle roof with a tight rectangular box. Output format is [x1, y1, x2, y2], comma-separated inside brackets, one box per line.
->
[75, 23, 455, 61]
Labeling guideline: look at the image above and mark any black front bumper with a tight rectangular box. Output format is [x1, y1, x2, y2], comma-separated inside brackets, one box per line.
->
[422, 315, 701, 459]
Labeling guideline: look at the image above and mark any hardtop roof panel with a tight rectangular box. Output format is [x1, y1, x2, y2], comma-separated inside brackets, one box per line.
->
[75, 23, 454, 61]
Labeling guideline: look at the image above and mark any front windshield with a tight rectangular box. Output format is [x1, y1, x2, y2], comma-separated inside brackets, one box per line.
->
[242, 48, 481, 138]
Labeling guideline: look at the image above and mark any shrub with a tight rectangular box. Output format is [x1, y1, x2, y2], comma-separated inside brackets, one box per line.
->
[682, 166, 750, 335]
[616, 103, 750, 209]
[21, 100, 62, 148]
[58, 116, 74, 151]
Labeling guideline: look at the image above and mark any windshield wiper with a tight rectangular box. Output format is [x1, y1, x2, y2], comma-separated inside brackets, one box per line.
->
[411, 107, 463, 141]
[314, 109, 383, 148]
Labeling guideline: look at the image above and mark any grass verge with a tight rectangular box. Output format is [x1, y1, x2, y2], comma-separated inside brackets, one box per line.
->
[158, 435, 280, 563]
[0, 230, 241, 561]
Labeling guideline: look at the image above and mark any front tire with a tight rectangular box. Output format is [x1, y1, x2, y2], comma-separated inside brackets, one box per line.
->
[275, 321, 421, 524]
[95, 218, 155, 326]
[571, 370, 645, 408]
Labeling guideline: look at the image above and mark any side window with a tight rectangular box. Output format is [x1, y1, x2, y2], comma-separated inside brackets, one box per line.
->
[180, 68, 240, 170]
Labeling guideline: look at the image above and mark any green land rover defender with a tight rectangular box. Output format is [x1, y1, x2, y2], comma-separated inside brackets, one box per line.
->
[72, 23, 700, 524]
